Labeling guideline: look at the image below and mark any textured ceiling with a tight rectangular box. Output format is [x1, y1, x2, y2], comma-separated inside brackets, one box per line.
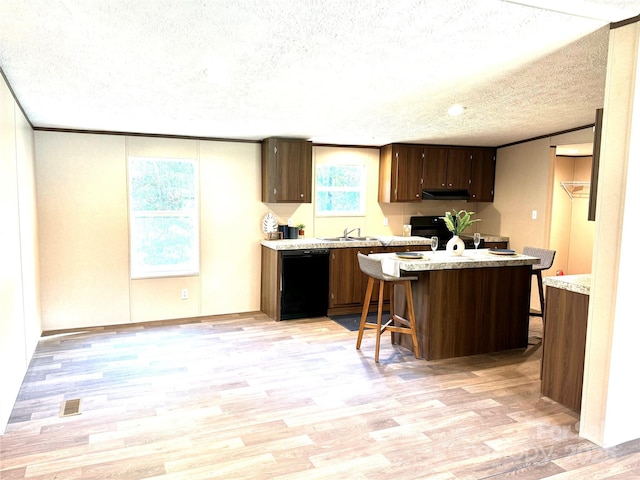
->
[1, 0, 639, 147]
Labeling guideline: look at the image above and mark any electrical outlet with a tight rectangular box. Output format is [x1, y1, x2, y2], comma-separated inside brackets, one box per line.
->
[287, 218, 293, 227]
[532, 210, 537, 220]
[181, 288, 188, 300]
[383, 217, 389, 226]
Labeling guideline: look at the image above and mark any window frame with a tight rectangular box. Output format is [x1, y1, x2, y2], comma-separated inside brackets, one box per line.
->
[127, 156, 200, 279]
[315, 163, 367, 217]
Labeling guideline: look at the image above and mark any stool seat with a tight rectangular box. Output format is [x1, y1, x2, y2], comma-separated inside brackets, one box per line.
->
[523, 246, 556, 320]
[355, 253, 420, 362]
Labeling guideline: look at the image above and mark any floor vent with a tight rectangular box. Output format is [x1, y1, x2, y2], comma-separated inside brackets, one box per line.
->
[60, 398, 82, 417]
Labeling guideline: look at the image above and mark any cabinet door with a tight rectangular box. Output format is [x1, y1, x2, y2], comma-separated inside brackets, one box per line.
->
[422, 147, 448, 189]
[262, 138, 311, 203]
[395, 145, 424, 202]
[469, 149, 496, 202]
[329, 247, 379, 308]
[445, 149, 472, 190]
[329, 248, 361, 307]
[276, 140, 311, 202]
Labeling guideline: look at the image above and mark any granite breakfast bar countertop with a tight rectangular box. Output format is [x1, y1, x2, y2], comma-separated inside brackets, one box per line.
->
[371, 249, 539, 276]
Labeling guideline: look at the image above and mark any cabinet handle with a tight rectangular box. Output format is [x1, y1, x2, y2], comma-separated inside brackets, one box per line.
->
[273, 188, 277, 195]
[441, 183, 445, 187]
[300, 193, 304, 198]
[415, 193, 419, 198]
[448, 183, 453, 187]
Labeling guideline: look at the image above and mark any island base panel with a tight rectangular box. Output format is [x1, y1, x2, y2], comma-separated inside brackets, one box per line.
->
[397, 266, 532, 360]
[540, 286, 589, 412]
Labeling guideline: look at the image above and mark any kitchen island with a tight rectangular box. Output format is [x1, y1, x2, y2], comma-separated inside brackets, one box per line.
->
[369, 249, 540, 360]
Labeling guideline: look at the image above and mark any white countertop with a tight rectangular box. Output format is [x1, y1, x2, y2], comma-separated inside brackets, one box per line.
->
[544, 274, 591, 295]
[261, 236, 430, 250]
[370, 249, 540, 276]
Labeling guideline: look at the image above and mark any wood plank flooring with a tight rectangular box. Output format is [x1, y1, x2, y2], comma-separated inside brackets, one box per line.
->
[1, 312, 639, 479]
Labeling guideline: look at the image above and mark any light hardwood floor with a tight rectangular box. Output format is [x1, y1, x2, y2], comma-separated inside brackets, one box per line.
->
[1, 312, 639, 479]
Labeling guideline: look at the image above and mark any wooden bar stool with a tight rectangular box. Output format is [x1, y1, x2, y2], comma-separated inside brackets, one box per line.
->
[355, 253, 420, 362]
[523, 246, 556, 321]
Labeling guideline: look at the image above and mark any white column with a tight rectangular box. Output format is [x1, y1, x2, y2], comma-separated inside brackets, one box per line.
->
[580, 19, 640, 447]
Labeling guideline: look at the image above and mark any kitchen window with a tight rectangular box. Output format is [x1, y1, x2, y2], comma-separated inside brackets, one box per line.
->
[128, 157, 199, 278]
[315, 164, 366, 216]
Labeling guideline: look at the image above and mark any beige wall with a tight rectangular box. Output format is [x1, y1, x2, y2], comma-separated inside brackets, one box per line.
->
[35, 132, 264, 329]
[481, 138, 553, 251]
[549, 155, 595, 275]
[0, 75, 41, 433]
[36, 132, 130, 329]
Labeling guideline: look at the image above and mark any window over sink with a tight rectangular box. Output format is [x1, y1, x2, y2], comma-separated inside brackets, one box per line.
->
[315, 164, 366, 216]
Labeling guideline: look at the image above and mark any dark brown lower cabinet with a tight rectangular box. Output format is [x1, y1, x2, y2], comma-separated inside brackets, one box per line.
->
[327, 245, 427, 315]
[540, 286, 589, 412]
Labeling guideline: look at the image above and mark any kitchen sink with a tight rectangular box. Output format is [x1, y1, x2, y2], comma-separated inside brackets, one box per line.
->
[319, 237, 356, 242]
[318, 236, 378, 242]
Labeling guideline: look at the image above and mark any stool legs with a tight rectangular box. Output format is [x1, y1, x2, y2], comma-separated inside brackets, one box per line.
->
[356, 277, 419, 362]
[530, 271, 545, 322]
[356, 277, 375, 351]
[374, 279, 386, 362]
[400, 280, 420, 358]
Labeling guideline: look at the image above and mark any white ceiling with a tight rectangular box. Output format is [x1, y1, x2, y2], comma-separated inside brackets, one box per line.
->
[1, 0, 639, 147]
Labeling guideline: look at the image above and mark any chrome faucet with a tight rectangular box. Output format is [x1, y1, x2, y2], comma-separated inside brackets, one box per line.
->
[343, 227, 361, 238]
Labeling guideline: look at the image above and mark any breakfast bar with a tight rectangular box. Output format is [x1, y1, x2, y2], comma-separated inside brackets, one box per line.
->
[369, 249, 540, 360]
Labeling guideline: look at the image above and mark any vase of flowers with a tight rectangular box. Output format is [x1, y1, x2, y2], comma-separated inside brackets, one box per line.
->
[441, 209, 480, 256]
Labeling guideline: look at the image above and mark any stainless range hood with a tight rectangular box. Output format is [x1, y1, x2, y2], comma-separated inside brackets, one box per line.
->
[422, 189, 470, 200]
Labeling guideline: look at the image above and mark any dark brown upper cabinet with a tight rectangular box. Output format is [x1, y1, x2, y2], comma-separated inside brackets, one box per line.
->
[423, 147, 471, 190]
[262, 137, 312, 203]
[379, 143, 496, 203]
[468, 148, 496, 202]
[421, 147, 449, 190]
[378, 144, 424, 202]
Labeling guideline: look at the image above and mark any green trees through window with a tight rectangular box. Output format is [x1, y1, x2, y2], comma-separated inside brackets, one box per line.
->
[316, 164, 366, 216]
[128, 157, 199, 278]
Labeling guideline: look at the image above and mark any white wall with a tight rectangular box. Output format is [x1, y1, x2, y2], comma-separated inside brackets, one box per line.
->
[0, 75, 41, 433]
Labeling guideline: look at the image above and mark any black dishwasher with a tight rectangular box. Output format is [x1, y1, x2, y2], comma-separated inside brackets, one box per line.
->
[281, 249, 330, 320]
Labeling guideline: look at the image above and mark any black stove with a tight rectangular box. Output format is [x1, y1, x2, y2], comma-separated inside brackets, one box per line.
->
[409, 215, 484, 250]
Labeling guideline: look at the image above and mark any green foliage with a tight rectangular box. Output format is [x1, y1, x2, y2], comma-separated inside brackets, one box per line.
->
[130, 159, 195, 211]
[129, 157, 198, 276]
[315, 164, 366, 215]
[442, 209, 480, 235]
